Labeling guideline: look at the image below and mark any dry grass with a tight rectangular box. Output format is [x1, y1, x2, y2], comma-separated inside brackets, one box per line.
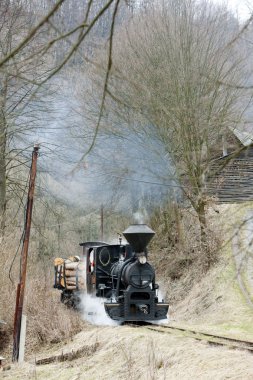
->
[148, 201, 253, 340]
[1, 202, 253, 378]
[0, 228, 85, 359]
[169, 203, 253, 340]
[2, 325, 253, 380]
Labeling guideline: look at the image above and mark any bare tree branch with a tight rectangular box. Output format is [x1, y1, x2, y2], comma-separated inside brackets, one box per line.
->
[0, 0, 66, 67]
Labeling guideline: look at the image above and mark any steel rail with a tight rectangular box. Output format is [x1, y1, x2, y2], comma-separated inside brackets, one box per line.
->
[144, 324, 253, 353]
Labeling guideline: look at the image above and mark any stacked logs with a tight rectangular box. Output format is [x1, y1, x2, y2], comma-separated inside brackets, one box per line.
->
[54, 256, 86, 290]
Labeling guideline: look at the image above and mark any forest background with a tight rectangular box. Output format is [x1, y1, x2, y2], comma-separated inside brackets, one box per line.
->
[1, 0, 253, 355]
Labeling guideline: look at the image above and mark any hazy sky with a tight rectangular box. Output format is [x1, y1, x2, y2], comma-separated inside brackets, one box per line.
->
[212, 0, 252, 20]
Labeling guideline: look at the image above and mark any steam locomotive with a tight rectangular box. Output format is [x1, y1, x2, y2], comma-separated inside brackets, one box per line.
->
[54, 224, 169, 322]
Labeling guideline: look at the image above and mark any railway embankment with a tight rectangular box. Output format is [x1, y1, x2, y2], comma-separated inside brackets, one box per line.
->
[171, 203, 253, 341]
[2, 204, 253, 379]
[2, 324, 253, 380]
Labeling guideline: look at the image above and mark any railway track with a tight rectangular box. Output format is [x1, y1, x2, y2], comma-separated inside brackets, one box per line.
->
[144, 324, 253, 353]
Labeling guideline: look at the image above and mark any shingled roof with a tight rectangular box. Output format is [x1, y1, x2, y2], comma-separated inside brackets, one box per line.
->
[208, 130, 253, 203]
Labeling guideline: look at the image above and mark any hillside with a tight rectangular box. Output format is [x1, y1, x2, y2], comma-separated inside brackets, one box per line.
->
[1, 1, 253, 378]
[161, 203, 253, 340]
[1, 204, 253, 379]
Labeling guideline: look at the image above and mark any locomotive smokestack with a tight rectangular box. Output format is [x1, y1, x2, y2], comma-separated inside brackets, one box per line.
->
[123, 224, 155, 253]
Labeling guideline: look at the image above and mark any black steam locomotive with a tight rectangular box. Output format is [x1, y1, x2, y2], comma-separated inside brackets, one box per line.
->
[54, 224, 169, 322]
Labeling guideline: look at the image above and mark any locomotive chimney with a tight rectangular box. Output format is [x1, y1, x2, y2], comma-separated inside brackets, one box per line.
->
[123, 224, 155, 253]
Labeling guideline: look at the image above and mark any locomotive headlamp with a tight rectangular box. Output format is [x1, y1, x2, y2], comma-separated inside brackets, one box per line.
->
[138, 255, 147, 264]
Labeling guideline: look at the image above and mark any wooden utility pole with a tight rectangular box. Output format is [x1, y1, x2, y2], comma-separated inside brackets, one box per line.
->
[100, 204, 104, 241]
[12, 145, 39, 362]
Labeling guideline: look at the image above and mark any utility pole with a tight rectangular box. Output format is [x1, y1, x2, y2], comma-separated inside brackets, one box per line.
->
[100, 204, 104, 241]
[12, 145, 40, 362]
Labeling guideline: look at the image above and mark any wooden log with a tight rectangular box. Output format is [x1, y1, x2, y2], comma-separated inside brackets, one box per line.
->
[65, 262, 85, 270]
[54, 258, 64, 266]
[65, 281, 84, 287]
[65, 262, 79, 270]
[65, 269, 85, 277]
[65, 276, 84, 283]
[35, 343, 99, 365]
[65, 285, 77, 290]
[65, 284, 85, 290]
[65, 269, 75, 277]
[68, 256, 80, 262]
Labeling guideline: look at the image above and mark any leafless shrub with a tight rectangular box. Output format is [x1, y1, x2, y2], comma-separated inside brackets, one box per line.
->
[25, 277, 85, 353]
[0, 216, 85, 358]
[149, 201, 221, 302]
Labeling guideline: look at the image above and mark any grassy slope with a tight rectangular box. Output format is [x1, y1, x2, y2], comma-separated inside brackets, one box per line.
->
[173, 203, 253, 340]
[2, 325, 253, 380]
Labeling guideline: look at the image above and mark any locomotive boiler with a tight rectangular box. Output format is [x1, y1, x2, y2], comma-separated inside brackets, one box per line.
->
[54, 224, 169, 322]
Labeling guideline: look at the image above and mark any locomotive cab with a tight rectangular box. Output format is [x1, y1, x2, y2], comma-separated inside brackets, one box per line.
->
[80, 241, 134, 299]
[79, 241, 108, 296]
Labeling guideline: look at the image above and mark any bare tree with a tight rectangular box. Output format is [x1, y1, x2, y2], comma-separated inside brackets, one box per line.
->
[0, 1, 56, 234]
[0, 0, 132, 234]
[87, 0, 250, 249]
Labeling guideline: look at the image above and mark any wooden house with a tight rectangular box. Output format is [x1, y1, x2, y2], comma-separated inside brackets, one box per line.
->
[208, 128, 253, 203]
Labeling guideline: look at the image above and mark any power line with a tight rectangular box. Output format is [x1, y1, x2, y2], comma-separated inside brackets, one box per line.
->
[108, 174, 184, 189]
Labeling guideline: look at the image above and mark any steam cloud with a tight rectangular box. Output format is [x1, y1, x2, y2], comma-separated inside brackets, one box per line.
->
[80, 294, 119, 326]
[133, 210, 147, 224]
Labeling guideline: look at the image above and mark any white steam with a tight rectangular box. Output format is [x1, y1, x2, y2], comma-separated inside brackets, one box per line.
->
[78, 260, 118, 326]
[80, 293, 119, 326]
[133, 210, 148, 224]
[157, 287, 166, 302]
[152, 285, 170, 324]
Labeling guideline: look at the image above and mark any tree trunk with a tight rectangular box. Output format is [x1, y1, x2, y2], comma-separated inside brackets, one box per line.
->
[0, 130, 6, 235]
[196, 200, 206, 243]
[196, 199, 214, 268]
[0, 77, 8, 236]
